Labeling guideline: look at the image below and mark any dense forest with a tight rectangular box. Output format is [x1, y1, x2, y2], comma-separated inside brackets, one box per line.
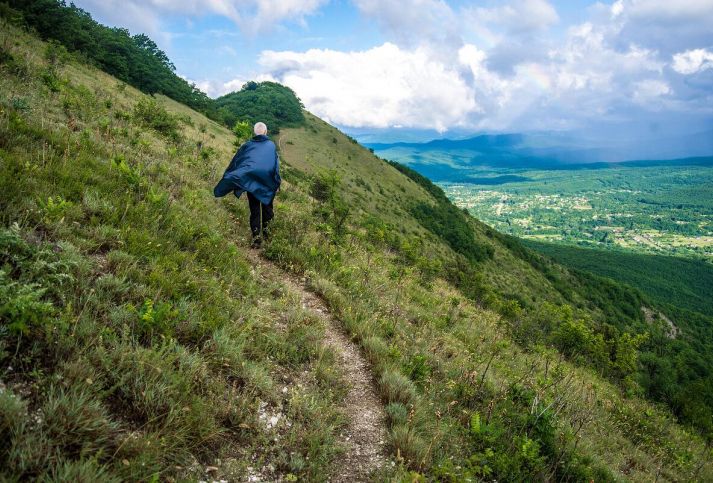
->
[524, 241, 713, 317]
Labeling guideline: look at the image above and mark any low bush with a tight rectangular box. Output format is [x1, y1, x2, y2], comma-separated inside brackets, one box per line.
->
[132, 98, 179, 140]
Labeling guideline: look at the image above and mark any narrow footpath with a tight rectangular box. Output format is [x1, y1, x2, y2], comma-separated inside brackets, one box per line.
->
[244, 249, 387, 482]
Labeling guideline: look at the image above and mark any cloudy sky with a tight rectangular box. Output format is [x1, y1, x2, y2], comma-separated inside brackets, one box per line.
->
[74, 0, 713, 138]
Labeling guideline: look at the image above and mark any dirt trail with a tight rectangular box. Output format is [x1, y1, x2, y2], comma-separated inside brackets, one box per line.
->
[244, 249, 387, 482]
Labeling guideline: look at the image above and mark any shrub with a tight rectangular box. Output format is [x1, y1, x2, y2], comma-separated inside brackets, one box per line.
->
[0, 270, 54, 335]
[310, 171, 350, 241]
[132, 98, 179, 140]
[41, 386, 119, 458]
[41, 68, 62, 92]
[379, 368, 417, 405]
[132, 299, 178, 340]
[232, 120, 252, 148]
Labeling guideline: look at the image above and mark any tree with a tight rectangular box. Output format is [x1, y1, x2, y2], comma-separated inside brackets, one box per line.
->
[132, 33, 174, 71]
[232, 120, 252, 148]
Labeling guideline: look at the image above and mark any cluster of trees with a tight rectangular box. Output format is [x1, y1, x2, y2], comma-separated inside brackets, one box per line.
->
[504, 300, 645, 388]
[510, 242, 713, 439]
[4, 1, 307, 132]
[214, 81, 305, 133]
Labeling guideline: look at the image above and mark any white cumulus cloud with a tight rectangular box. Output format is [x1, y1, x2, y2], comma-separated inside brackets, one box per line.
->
[259, 43, 478, 131]
[672, 48, 713, 74]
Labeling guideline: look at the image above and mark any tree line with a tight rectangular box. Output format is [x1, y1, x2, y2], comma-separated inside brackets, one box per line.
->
[3, 1, 305, 133]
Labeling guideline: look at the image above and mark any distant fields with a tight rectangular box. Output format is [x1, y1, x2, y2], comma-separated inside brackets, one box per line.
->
[438, 165, 713, 260]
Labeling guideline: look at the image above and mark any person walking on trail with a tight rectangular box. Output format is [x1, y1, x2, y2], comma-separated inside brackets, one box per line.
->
[214, 122, 281, 248]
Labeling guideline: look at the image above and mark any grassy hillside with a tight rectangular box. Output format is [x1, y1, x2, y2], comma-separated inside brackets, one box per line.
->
[1, 17, 712, 482]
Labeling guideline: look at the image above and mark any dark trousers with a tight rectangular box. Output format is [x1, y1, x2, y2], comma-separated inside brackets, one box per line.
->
[247, 192, 274, 239]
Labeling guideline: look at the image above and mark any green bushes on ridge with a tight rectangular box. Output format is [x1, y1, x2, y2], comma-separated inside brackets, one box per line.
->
[215, 81, 305, 133]
[411, 201, 494, 263]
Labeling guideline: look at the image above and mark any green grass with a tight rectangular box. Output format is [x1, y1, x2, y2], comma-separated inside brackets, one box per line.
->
[1, 19, 712, 482]
[0, 24, 347, 481]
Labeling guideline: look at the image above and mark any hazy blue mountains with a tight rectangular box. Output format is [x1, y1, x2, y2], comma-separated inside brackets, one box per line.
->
[367, 130, 713, 182]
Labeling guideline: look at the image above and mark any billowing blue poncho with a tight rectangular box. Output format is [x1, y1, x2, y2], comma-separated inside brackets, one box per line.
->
[213, 135, 281, 205]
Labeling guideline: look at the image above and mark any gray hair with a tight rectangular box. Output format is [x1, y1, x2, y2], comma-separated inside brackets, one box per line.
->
[254, 122, 267, 135]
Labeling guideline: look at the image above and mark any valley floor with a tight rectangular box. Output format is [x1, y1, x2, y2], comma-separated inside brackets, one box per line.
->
[439, 165, 713, 261]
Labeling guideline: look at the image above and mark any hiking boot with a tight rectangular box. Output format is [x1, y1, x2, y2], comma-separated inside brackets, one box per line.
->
[251, 236, 262, 249]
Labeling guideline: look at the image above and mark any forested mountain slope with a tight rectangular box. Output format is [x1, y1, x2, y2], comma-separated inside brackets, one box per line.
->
[0, 10, 711, 482]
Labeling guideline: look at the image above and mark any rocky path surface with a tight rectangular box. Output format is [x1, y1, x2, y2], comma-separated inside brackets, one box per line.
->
[244, 249, 387, 482]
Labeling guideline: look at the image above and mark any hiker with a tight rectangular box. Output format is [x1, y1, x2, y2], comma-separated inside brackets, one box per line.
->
[214, 121, 281, 247]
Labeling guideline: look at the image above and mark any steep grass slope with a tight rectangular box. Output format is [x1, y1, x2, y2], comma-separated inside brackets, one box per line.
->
[1, 24, 350, 482]
[1, 21, 711, 481]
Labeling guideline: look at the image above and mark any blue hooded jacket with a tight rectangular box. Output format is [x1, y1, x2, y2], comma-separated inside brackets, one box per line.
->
[213, 135, 281, 205]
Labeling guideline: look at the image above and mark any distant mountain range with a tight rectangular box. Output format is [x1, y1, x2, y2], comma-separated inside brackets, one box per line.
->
[366, 130, 713, 181]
